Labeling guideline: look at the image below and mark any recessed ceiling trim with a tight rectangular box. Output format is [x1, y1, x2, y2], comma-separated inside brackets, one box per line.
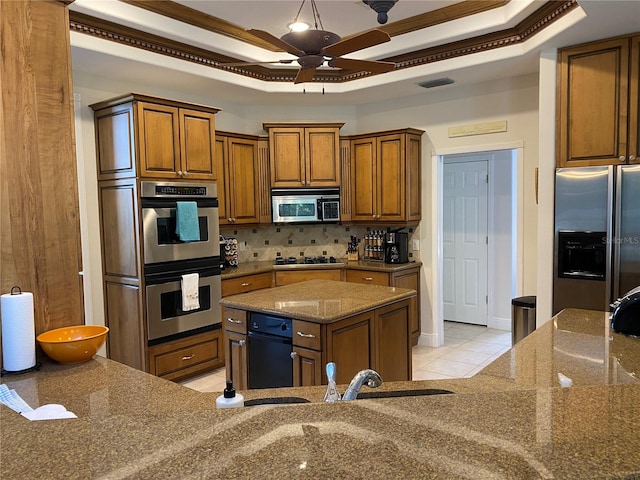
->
[69, 0, 578, 84]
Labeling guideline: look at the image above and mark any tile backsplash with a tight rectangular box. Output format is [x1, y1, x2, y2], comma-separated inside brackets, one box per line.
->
[221, 225, 419, 264]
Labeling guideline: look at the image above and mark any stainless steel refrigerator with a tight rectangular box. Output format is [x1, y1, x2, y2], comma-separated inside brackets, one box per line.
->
[553, 165, 640, 314]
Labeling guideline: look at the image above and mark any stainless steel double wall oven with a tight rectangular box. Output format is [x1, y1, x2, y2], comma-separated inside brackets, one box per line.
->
[141, 181, 222, 344]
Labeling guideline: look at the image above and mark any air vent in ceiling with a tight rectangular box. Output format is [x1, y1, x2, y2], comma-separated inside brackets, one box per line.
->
[418, 78, 455, 89]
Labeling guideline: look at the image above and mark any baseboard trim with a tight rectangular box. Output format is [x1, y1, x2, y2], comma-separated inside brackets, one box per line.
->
[488, 316, 511, 331]
[418, 332, 442, 348]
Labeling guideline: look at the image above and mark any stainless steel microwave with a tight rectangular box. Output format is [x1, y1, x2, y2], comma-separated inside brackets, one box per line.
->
[271, 188, 340, 224]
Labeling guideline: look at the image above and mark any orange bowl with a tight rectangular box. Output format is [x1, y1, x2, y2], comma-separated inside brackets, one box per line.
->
[37, 325, 109, 364]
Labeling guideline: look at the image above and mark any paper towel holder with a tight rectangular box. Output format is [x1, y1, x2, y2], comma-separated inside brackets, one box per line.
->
[1, 285, 42, 377]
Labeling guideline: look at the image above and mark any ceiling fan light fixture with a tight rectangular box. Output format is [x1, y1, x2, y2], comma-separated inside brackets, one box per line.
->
[287, 21, 310, 32]
[363, 0, 399, 25]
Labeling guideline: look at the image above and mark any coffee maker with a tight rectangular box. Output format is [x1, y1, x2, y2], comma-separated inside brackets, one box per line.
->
[384, 228, 409, 264]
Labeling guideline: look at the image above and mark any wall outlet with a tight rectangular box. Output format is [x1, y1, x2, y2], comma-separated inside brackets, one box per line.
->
[412, 239, 420, 251]
[239, 241, 246, 251]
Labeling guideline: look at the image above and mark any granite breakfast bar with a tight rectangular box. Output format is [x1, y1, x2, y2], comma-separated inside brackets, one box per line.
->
[2, 308, 640, 479]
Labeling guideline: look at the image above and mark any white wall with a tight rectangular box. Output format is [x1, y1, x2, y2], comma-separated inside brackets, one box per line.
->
[72, 71, 541, 345]
[352, 74, 540, 342]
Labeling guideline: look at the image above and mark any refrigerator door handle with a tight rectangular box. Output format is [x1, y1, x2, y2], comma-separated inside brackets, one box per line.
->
[606, 165, 620, 302]
[612, 165, 621, 302]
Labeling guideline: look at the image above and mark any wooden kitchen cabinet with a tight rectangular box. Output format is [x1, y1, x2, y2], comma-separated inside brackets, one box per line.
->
[222, 308, 249, 390]
[221, 274, 272, 387]
[557, 34, 639, 167]
[216, 132, 269, 226]
[350, 128, 423, 224]
[91, 93, 220, 180]
[147, 328, 224, 382]
[263, 122, 344, 187]
[346, 266, 421, 346]
[292, 319, 322, 386]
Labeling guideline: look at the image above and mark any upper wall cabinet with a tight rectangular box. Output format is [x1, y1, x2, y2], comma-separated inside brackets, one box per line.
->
[349, 128, 423, 224]
[263, 122, 344, 187]
[216, 132, 271, 226]
[90, 94, 220, 180]
[557, 34, 639, 167]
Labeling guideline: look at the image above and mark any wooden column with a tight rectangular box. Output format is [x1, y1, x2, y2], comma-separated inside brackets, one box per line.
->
[0, 0, 84, 353]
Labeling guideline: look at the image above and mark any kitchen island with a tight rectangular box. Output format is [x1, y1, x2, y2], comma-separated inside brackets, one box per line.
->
[220, 279, 417, 387]
[2, 308, 640, 479]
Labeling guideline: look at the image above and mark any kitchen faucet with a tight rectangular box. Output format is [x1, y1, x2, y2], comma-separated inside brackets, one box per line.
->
[342, 369, 383, 400]
[323, 362, 383, 402]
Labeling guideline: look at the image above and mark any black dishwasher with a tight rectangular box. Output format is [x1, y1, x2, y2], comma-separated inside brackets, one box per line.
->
[247, 313, 293, 389]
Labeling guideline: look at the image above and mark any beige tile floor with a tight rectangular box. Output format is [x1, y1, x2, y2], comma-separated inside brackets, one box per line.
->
[179, 321, 512, 393]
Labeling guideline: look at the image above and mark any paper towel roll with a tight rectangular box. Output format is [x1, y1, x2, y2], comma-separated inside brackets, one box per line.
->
[1, 288, 36, 372]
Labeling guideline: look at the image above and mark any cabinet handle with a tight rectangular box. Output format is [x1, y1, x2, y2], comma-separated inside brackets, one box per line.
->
[241, 282, 252, 287]
[181, 354, 196, 361]
[182, 171, 188, 176]
[296, 331, 315, 338]
[630, 155, 637, 161]
[177, 170, 183, 175]
[227, 317, 242, 324]
[290, 351, 298, 359]
[238, 340, 246, 347]
[620, 156, 626, 162]
[363, 277, 373, 281]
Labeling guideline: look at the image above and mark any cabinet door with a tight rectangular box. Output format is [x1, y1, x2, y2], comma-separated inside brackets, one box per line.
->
[224, 330, 248, 390]
[351, 137, 377, 221]
[374, 299, 411, 382]
[215, 136, 230, 225]
[391, 268, 420, 346]
[557, 38, 630, 167]
[325, 312, 374, 384]
[377, 133, 405, 221]
[179, 108, 216, 179]
[305, 127, 340, 186]
[270, 128, 305, 187]
[226, 137, 260, 224]
[292, 346, 323, 387]
[630, 35, 640, 164]
[136, 102, 181, 177]
[406, 133, 422, 221]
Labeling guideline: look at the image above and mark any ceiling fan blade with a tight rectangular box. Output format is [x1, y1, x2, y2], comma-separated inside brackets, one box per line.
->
[294, 67, 317, 84]
[323, 29, 390, 57]
[218, 59, 294, 67]
[329, 58, 395, 74]
[247, 29, 305, 57]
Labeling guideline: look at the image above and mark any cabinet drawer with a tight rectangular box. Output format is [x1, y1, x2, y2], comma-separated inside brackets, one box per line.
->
[221, 272, 273, 296]
[149, 330, 222, 378]
[293, 320, 321, 350]
[345, 269, 389, 286]
[222, 307, 247, 334]
[275, 269, 341, 286]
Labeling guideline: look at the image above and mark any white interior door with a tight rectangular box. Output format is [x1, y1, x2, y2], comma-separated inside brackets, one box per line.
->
[443, 160, 488, 325]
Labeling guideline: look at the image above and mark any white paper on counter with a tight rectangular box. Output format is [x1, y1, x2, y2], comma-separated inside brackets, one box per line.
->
[21, 404, 77, 421]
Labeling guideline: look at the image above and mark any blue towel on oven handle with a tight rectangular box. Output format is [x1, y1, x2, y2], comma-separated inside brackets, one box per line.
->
[175, 201, 200, 242]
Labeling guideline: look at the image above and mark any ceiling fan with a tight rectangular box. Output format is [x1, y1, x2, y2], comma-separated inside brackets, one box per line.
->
[219, 0, 395, 84]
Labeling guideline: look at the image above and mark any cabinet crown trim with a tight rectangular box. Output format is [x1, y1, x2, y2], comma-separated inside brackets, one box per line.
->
[89, 93, 222, 114]
[263, 122, 345, 130]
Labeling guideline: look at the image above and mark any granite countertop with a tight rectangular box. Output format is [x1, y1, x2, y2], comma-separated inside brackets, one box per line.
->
[221, 259, 422, 279]
[2, 309, 640, 479]
[219, 279, 417, 323]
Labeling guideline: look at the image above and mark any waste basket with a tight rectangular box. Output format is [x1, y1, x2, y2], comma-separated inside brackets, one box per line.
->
[511, 296, 536, 345]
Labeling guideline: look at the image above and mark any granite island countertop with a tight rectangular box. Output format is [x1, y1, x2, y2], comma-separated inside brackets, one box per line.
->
[219, 279, 417, 323]
[2, 309, 640, 479]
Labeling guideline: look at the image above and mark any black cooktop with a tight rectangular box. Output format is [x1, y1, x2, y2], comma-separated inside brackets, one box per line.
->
[274, 256, 338, 265]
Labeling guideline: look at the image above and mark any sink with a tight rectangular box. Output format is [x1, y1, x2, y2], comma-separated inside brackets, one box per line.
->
[244, 396, 311, 407]
[356, 388, 454, 399]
